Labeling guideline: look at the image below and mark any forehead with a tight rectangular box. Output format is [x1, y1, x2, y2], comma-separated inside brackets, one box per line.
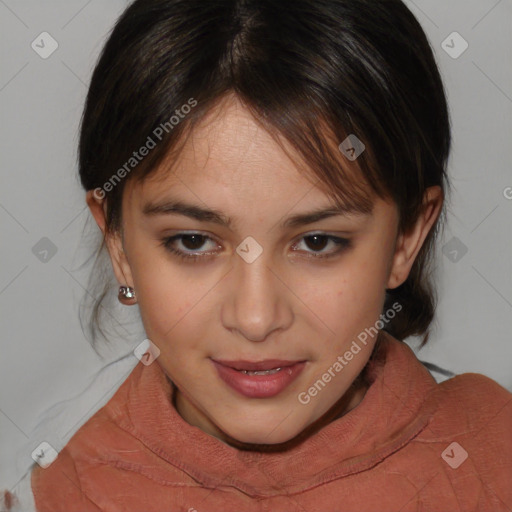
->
[124, 94, 379, 222]
[130, 96, 324, 200]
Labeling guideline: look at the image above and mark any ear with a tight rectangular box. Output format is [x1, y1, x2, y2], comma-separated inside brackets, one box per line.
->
[387, 186, 443, 289]
[85, 190, 135, 288]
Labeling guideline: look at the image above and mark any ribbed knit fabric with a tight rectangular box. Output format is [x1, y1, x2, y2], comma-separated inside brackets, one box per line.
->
[31, 332, 512, 511]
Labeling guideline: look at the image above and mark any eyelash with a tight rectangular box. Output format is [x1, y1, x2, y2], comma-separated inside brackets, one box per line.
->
[160, 233, 351, 262]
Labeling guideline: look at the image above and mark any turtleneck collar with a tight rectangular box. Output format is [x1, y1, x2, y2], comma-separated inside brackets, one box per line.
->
[107, 330, 438, 497]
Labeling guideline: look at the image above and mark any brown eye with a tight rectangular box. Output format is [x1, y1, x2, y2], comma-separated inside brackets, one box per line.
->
[180, 234, 207, 251]
[304, 234, 329, 251]
[161, 233, 219, 262]
[293, 234, 351, 259]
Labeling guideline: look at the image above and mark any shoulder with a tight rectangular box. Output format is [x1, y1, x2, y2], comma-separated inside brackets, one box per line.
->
[431, 372, 512, 424]
[31, 446, 102, 511]
[404, 373, 512, 507]
[30, 386, 136, 511]
[422, 373, 511, 481]
[421, 372, 512, 440]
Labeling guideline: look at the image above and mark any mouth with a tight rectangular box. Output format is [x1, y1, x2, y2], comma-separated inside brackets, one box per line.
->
[210, 358, 307, 398]
[212, 358, 306, 372]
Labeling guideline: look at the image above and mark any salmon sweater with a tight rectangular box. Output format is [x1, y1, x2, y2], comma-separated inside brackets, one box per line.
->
[31, 333, 512, 511]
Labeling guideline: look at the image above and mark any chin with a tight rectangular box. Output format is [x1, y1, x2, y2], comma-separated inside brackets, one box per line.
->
[219, 419, 305, 448]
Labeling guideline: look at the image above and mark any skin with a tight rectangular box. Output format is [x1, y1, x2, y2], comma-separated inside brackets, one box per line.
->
[86, 94, 442, 448]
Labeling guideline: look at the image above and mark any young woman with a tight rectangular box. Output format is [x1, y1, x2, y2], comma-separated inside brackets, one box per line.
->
[24, 0, 512, 510]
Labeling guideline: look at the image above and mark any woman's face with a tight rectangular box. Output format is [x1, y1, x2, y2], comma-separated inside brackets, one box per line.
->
[94, 95, 438, 446]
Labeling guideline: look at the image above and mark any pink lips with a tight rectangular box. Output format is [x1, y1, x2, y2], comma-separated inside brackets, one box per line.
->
[211, 358, 306, 398]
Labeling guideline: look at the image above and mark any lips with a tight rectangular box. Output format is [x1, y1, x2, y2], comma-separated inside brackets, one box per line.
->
[212, 359, 305, 371]
[211, 358, 307, 398]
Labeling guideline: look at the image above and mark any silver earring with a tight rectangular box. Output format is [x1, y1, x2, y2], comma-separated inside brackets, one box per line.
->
[118, 285, 137, 305]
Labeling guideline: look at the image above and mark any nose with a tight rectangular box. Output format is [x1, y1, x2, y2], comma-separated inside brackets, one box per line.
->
[222, 250, 293, 342]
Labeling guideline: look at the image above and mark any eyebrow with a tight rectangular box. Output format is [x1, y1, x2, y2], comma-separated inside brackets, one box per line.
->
[142, 198, 372, 229]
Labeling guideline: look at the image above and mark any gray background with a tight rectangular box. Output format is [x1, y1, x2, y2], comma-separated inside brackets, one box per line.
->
[1, 0, 511, 494]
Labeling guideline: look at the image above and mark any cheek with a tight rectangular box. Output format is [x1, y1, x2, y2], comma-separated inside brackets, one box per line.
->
[138, 286, 195, 339]
[131, 258, 221, 365]
[129, 256, 193, 336]
[346, 246, 392, 299]
[325, 257, 389, 336]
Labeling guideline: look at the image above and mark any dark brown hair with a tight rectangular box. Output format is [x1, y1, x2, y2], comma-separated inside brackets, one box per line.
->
[78, 0, 451, 350]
